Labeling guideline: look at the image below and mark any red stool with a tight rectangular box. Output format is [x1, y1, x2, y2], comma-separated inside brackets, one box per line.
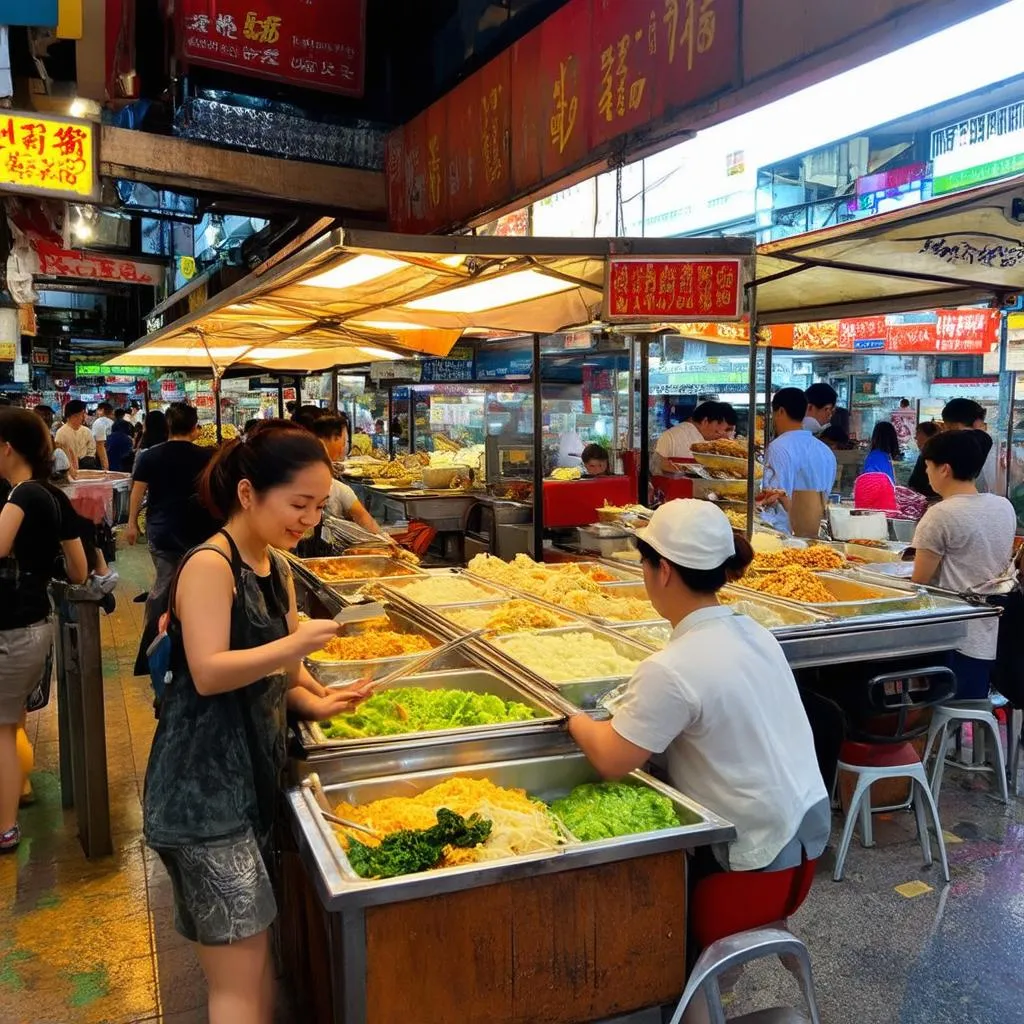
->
[690, 857, 817, 950]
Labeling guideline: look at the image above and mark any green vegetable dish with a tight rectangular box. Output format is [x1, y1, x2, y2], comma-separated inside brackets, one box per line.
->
[347, 809, 492, 880]
[320, 687, 538, 740]
[549, 781, 684, 842]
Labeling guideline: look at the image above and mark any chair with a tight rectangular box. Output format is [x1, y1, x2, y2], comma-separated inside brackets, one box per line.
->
[923, 699, 1010, 805]
[668, 927, 822, 1024]
[690, 858, 818, 951]
[833, 667, 955, 883]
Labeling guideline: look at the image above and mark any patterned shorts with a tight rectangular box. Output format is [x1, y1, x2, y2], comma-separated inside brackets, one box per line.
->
[154, 829, 277, 946]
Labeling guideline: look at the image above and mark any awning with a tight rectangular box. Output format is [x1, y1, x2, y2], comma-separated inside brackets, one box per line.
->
[754, 174, 1024, 324]
[106, 232, 754, 374]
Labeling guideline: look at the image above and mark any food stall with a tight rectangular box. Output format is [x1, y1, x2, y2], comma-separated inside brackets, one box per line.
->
[106, 213, 1023, 1023]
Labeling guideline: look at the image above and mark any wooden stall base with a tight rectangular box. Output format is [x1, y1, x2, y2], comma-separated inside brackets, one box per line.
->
[363, 851, 687, 1024]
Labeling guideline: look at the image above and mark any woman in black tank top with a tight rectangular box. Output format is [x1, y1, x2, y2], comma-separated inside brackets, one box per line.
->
[143, 422, 371, 1024]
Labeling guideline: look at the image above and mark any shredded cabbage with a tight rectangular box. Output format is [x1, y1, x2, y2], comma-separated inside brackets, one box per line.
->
[549, 781, 680, 841]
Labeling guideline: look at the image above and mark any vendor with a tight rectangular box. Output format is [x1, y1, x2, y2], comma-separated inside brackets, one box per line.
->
[653, 401, 729, 471]
[581, 443, 611, 477]
[308, 415, 386, 537]
[568, 499, 829, 883]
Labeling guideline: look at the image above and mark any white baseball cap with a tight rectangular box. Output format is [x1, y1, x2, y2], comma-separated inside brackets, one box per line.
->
[634, 499, 736, 571]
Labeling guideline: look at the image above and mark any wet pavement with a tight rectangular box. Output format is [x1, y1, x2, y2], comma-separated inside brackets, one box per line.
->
[4, 545, 1024, 1023]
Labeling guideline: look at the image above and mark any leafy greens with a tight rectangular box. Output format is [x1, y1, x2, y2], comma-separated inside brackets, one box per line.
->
[549, 782, 680, 842]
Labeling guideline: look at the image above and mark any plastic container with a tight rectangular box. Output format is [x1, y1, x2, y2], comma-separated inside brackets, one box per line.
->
[827, 507, 888, 542]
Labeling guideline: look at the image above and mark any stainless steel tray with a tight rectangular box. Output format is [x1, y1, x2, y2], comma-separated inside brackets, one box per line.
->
[433, 599, 578, 633]
[732, 569, 925, 618]
[304, 608, 469, 686]
[297, 668, 564, 751]
[297, 554, 425, 585]
[289, 753, 736, 909]
[379, 574, 510, 606]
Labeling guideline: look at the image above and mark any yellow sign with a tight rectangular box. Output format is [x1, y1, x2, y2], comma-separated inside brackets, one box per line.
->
[57, 0, 84, 39]
[179, 255, 198, 280]
[0, 342, 15, 362]
[0, 112, 97, 201]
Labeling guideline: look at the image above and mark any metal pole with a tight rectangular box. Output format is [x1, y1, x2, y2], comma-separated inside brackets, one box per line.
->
[745, 287, 759, 537]
[330, 366, 339, 413]
[763, 343, 773, 447]
[213, 370, 223, 444]
[638, 338, 650, 505]
[408, 387, 417, 454]
[627, 336, 636, 451]
[387, 386, 394, 458]
[277, 376, 285, 419]
[532, 333, 544, 561]
[997, 310, 1012, 497]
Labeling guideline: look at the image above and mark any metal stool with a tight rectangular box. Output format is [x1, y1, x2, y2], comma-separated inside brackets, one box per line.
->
[832, 667, 955, 884]
[668, 927, 821, 1024]
[923, 700, 1009, 805]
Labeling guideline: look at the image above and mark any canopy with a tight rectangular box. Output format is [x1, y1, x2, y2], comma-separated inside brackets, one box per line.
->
[754, 174, 1024, 324]
[107, 232, 754, 374]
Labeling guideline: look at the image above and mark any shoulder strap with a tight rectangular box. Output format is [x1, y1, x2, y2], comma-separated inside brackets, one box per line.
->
[166, 541, 237, 626]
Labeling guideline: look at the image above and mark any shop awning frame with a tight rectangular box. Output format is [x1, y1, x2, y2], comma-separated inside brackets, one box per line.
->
[752, 173, 1024, 324]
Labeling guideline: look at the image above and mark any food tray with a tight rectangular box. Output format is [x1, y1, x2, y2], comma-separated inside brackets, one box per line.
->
[433, 599, 578, 634]
[379, 573, 510, 607]
[294, 753, 734, 902]
[304, 608, 469, 686]
[691, 453, 764, 479]
[297, 668, 565, 751]
[488, 625, 650, 710]
[298, 555, 425, 585]
[734, 570, 925, 618]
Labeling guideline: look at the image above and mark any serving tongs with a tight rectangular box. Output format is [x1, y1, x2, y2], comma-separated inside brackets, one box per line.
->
[361, 627, 489, 693]
[303, 773, 380, 839]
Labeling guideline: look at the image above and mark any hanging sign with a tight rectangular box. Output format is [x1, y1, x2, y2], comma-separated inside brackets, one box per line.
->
[370, 360, 423, 383]
[179, 0, 366, 97]
[36, 243, 165, 286]
[0, 112, 97, 201]
[604, 257, 744, 322]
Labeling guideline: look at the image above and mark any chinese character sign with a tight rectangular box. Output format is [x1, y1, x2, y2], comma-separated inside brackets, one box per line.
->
[180, 0, 366, 97]
[0, 113, 96, 201]
[604, 258, 744, 321]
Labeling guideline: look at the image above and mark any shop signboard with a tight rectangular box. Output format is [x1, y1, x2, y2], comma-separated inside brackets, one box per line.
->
[475, 350, 533, 380]
[5, 1, 58, 25]
[388, 0, 741, 231]
[0, 112, 97, 201]
[604, 257, 744, 322]
[35, 243, 165, 286]
[369, 360, 423, 384]
[179, 0, 366, 97]
[931, 99, 1024, 196]
[420, 345, 475, 383]
[31, 348, 50, 366]
[77, 363, 151, 377]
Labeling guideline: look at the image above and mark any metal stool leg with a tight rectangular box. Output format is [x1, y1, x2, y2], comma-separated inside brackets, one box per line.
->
[913, 769, 950, 884]
[981, 716, 1010, 805]
[931, 725, 951, 802]
[911, 780, 932, 868]
[834, 771, 872, 882]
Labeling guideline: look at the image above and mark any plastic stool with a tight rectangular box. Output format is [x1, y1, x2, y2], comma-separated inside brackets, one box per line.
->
[923, 702, 1009, 805]
[833, 742, 949, 884]
[668, 927, 821, 1024]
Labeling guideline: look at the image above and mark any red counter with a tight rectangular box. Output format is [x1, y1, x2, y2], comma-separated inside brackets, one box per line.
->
[542, 476, 637, 529]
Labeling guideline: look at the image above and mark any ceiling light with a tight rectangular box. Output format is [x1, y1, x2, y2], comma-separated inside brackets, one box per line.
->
[248, 347, 314, 360]
[298, 254, 407, 290]
[350, 320, 434, 331]
[360, 347, 404, 360]
[404, 270, 575, 313]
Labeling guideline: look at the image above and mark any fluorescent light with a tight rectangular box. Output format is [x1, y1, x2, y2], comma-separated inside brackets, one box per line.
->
[248, 347, 314, 360]
[404, 269, 575, 313]
[350, 320, 434, 331]
[360, 347, 404, 360]
[298, 254, 406, 290]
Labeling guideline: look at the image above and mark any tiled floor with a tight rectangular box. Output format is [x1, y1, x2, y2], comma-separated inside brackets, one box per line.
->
[5, 544, 1024, 1023]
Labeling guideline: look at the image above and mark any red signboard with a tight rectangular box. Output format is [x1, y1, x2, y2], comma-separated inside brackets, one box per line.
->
[35, 243, 165, 286]
[389, 0, 741, 232]
[604, 257, 744, 322]
[179, 0, 366, 97]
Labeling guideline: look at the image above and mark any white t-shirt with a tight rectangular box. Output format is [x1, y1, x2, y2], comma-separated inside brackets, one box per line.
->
[55, 423, 96, 462]
[655, 421, 704, 461]
[326, 478, 359, 520]
[91, 416, 113, 444]
[761, 429, 837, 534]
[912, 492, 1017, 659]
[802, 415, 824, 434]
[611, 605, 828, 870]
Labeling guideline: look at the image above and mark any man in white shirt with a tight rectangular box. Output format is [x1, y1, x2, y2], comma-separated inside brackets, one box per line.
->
[654, 401, 730, 472]
[761, 388, 837, 535]
[912, 429, 1016, 699]
[91, 401, 114, 470]
[569, 499, 828, 876]
[802, 382, 837, 434]
[54, 399, 98, 472]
